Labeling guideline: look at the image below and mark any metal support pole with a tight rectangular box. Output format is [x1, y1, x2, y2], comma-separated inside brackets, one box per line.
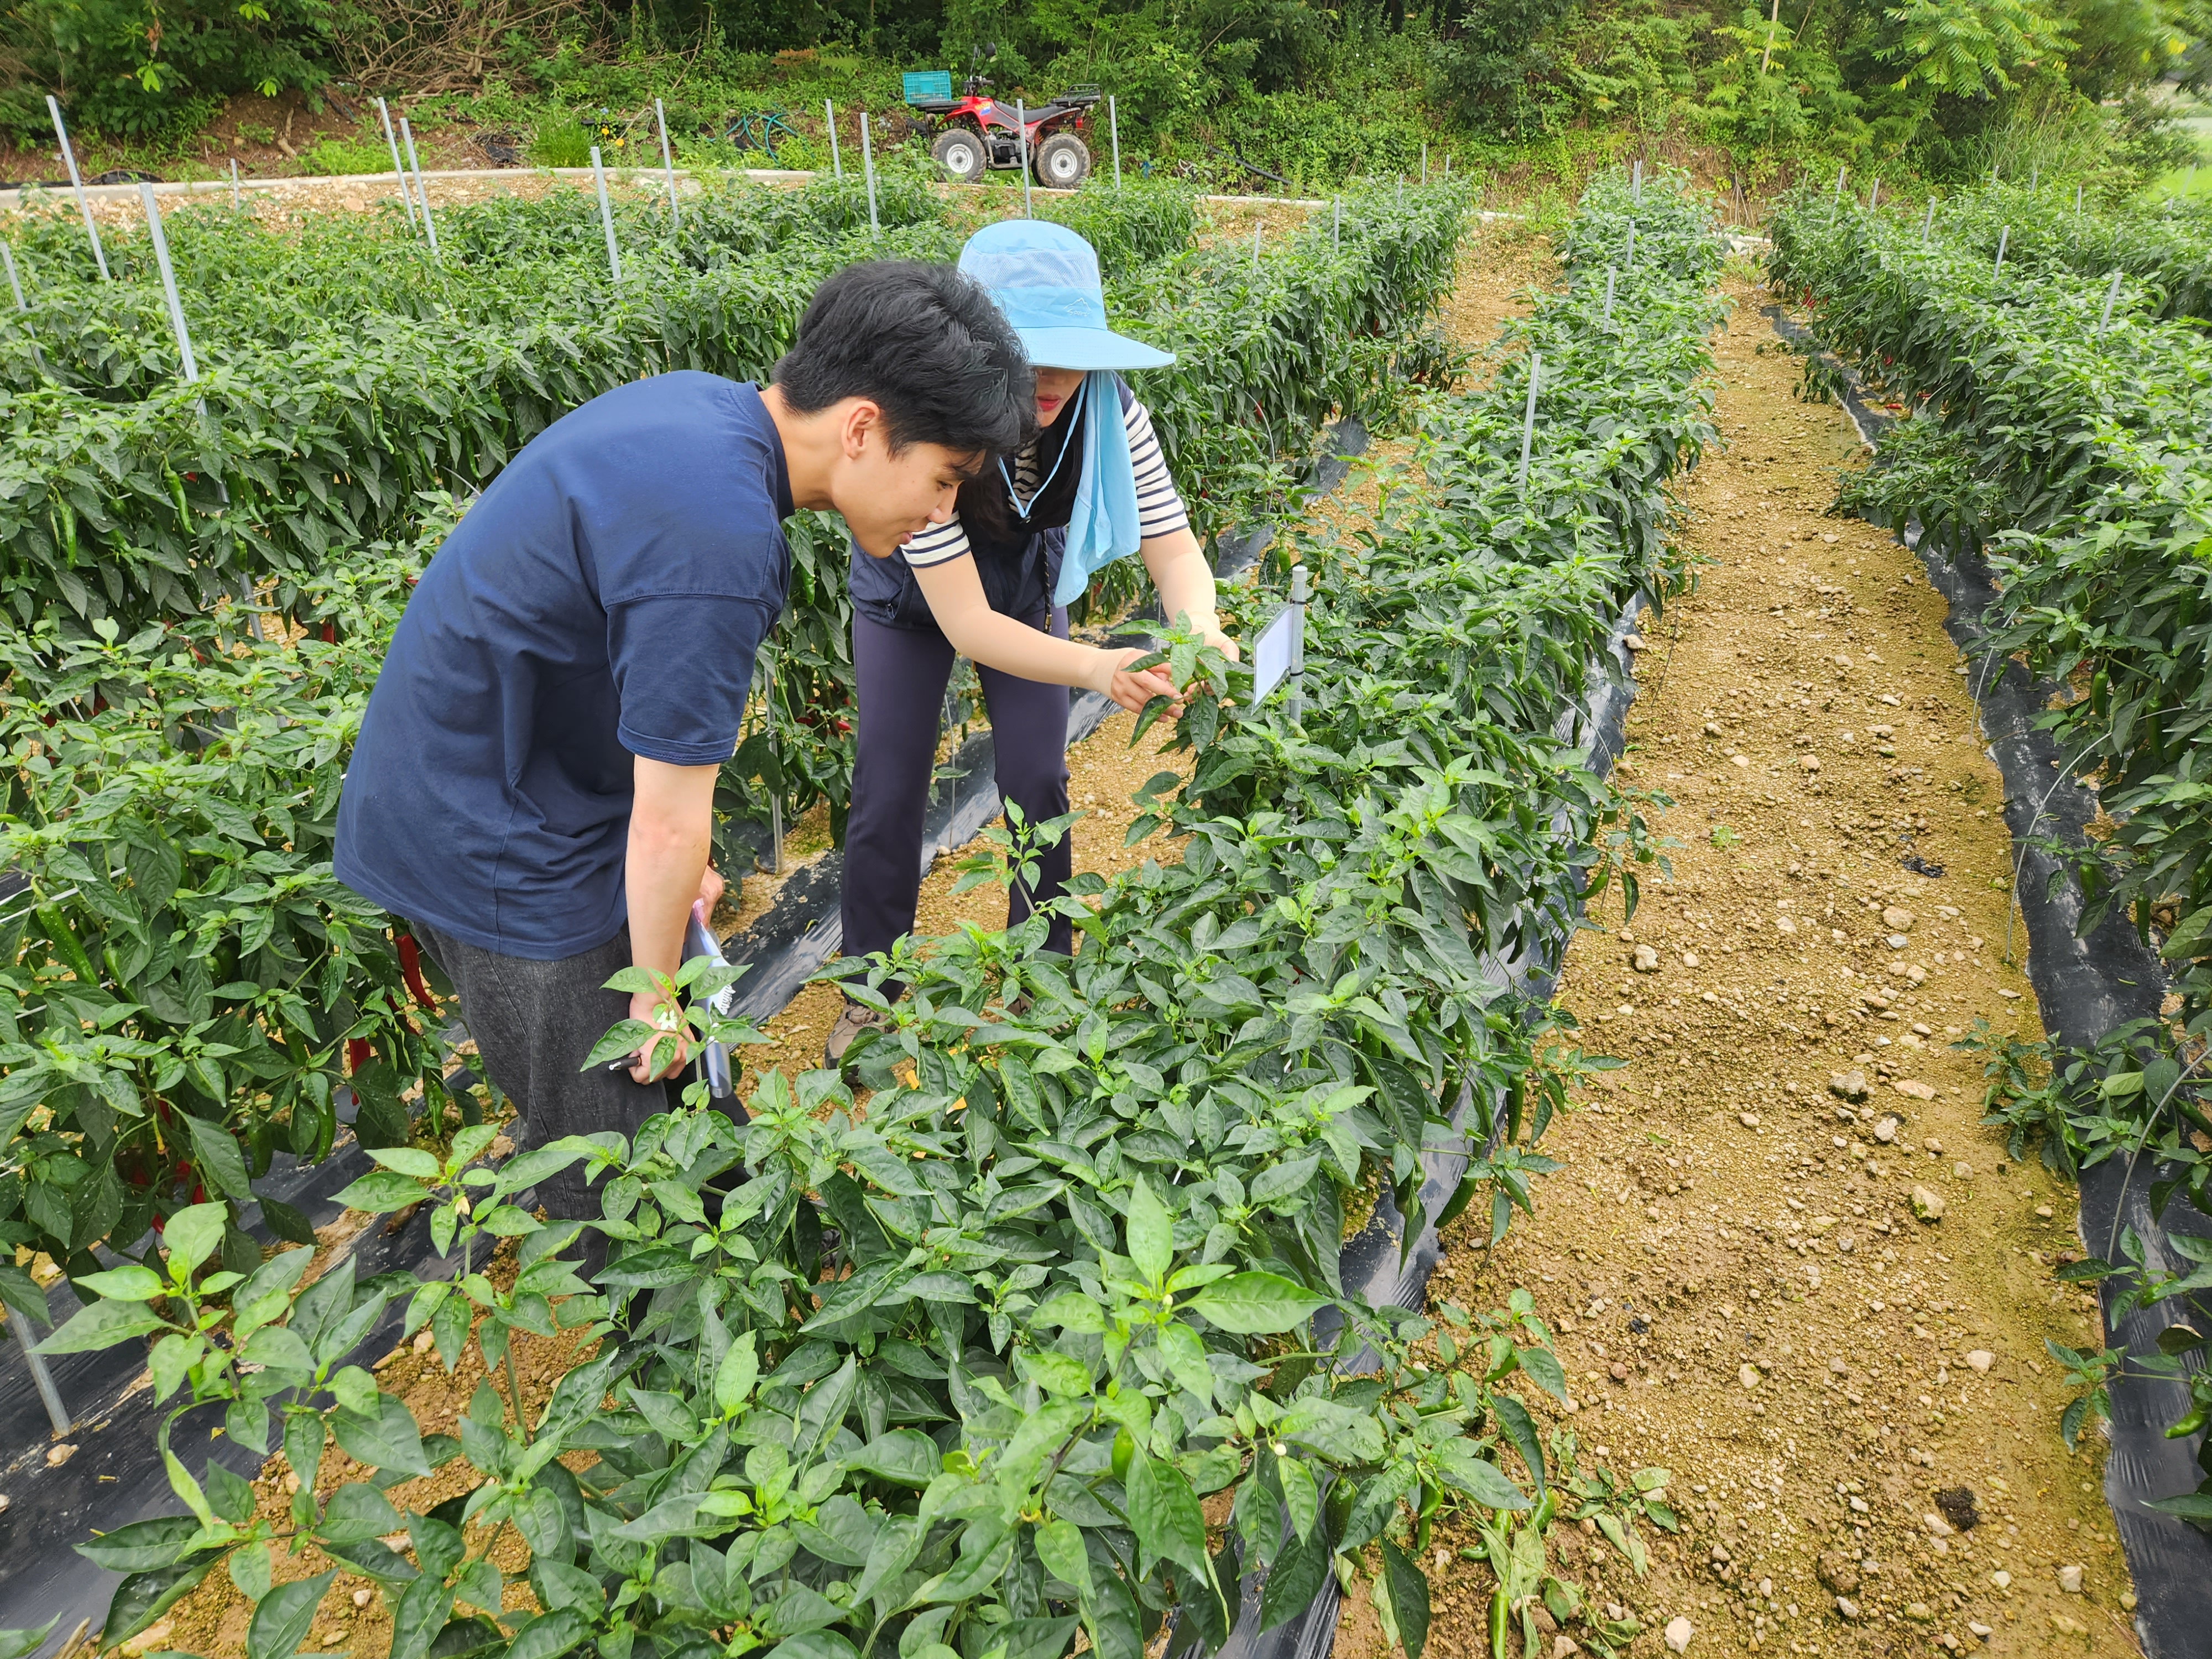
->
[1251, 222, 1261, 269]
[1624, 222, 1636, 267]
[1016, 102, 1031, 218]
[591, 147, 622, 281]
[860, 112, 880, 234]
[45, 96, 108, 281]
[2096, 270, 2123, 337]
[1833, 164, 1845, 201]
[1632, 158, 1642, 201]
[1, 243, 24, 311]
[656, 98, 681, 229]
[1396, 174, 1403, 205]
[825, 100, 842, 178]
[8, 1305, 68, 1436]
[1109, 96, 1121, 189]
[1993, 225, 2008, 277]
[1332, 197, 1340, 254]
[1285, 563, 1310, 727]
[139, 185, 201, 383]
[1517, 352, 1541, 491]
[1421, 143, 1428, 184]
[229, 158, 240, 211]
[1922, 199, 1935, 242]
[1602, 267, 1616, 326]
[377, 98, 419, 234]
[2075, 182, 2083, 215]
[1869, 178, 1880, 210]
[400, 119, 439, 259]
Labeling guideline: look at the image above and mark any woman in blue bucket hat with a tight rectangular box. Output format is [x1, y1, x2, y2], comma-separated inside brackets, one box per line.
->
[828, 218, 1237, 1061]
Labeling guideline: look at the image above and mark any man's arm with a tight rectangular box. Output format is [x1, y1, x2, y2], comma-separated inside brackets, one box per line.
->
[624, 757, 721, 1082]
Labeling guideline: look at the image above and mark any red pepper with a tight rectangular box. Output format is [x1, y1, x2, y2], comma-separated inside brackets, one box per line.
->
[320, 621, 336, 644]
[395, 933, 439, 1011]
[347, 1037, 373, 1072]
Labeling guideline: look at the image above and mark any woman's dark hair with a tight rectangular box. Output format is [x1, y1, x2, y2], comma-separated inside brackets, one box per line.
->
[955, 386, 1081, 546]
[773, 261, 1034, 458]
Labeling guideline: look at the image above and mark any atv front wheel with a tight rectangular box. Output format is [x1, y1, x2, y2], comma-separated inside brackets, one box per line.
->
[932, 127, 987, 184]
[1033, 133, 1091, 189]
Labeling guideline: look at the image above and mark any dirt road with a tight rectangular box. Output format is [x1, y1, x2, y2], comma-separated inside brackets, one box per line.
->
[1370, 276, 2138, 1659]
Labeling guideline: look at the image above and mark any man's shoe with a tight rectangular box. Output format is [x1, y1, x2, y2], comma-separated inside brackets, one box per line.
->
[823, 1000, 888, 1066]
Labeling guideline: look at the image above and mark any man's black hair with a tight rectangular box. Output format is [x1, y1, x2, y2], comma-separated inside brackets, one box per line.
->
[773, 261, 1035, 458]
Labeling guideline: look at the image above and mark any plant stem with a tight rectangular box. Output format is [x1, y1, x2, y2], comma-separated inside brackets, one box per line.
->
[504, 1337, 535, 1445]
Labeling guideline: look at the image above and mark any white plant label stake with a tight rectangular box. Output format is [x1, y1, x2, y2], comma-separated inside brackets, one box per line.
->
[1109, 96, 1121, 189]
[1518, 352, 1541, 490]
[229, 158, 240, 210]
[1, 242, 24, 311]
[1016, 102, 1030, 218]
[825, 100, 842, 178]
[45, 95, 108, 280]
[1922, 199, 1936, 242]
[591, 147, 622, 281]
[861, 112, 880, 233]
[2096, 270, 2123, 338]
[1603, 266, 1616, 326]
[1993, 225, 2008, 278]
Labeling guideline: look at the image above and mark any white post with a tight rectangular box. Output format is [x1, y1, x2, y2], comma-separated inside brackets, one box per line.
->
[1632, 158, 1642, 201]
[2096, 270, 2123, 337]
[825, 100, 842, 178]
[591, 147, 622, 281]
[1421, 142, 1428, 183]
[1517, 352, 1541, 490]
[1016, 102, 1031, 218]
[45, 96, 108, 281]
[1603, 266, 1616, 325]
[400, 119, 439, 259]
[1624, 222, 1636, 266]
[378, 99, 419, 234]
[1333, 197, 1340, 254]
[1285, 563, 1310, 726]
[1994, 225, 2008, 276]
[656, 98, 681, 229]
[1396, 174, 1403, 205]
[7, 1306, 69, 1436]
[1833, 164, 1845, 200]
[2030, 164, 2037, 192]
[860, 112, 880, 233]
[1, 243, 24, 311]
[229, 158, 240, 210]
[1922, 199, 1935, 242]
[1869, 178, 1880, 210]
[1109, 96, 1121, 189]
[138, 184, 201, 383]
[1251, 222, 1261, 269]
[2075, 182, 2083, 216]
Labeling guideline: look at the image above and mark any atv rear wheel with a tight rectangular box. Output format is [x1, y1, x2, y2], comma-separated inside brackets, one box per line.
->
[1032, 133, 1091, 189]
[932, 127, 987, 184]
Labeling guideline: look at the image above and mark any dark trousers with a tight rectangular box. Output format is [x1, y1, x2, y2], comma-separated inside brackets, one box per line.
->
[842, 607, 1074, 983]
[412, 920, 672, 1223]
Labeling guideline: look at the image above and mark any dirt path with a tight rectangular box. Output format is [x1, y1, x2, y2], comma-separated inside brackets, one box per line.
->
[1342, 274, 2134, 1659]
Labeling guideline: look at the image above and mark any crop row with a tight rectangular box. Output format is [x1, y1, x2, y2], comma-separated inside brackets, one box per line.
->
[1913, 185, 2212, 324]
[0, 184, 1469, 1300]
[0, 167, 1194, 405]
[13, 168, 1721, 1659]
[1767, 192, 2212, 1037]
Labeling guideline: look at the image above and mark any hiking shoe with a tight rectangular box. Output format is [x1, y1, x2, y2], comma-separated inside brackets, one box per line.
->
[823, 1000, 888, 1066]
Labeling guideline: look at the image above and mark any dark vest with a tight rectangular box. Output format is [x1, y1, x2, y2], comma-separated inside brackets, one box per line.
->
[849, 377, 1135, 632]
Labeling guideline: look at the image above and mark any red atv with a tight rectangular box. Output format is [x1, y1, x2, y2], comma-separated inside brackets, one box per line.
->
[912, 66, 1101, 189]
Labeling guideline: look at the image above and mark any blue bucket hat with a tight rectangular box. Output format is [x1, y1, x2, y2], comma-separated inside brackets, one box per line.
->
[957, 219, 1174, 372]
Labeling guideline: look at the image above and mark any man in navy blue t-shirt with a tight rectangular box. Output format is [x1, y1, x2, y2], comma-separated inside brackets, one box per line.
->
[336, 262, 1032, 1222]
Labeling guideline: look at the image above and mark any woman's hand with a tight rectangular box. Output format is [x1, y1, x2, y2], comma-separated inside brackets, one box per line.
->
[1097, 646, 1183, 714]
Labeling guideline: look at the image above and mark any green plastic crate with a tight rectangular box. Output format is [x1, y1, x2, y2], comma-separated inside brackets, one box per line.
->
[902, 71, 953, 102]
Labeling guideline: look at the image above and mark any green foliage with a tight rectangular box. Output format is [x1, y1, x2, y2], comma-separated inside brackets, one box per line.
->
[0, 168, 1720, 1659]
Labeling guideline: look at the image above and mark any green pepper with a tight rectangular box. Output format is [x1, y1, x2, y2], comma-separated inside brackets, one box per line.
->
[1488, 1584, 1508, 1659]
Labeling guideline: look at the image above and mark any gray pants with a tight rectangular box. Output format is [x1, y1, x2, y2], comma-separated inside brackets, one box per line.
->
[411, 921, 671, 1223]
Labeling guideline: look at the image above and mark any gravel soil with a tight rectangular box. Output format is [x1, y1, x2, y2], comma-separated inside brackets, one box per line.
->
[1331, 276, 2138, 1659]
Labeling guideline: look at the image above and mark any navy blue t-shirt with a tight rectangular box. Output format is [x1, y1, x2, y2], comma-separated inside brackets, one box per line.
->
[336, 373, 790, 959]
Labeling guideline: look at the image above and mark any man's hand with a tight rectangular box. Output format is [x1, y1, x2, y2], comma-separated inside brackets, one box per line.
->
[1098, 646, 1183, 715]
[624, 759, 719, 1084]
[698, 864, 726, 912]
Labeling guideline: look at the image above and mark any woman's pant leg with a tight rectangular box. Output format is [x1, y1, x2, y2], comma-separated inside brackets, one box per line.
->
[841, 612, 957, 982]
[977, 606, 1074, 956]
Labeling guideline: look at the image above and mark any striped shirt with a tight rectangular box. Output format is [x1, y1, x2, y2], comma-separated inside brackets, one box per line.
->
[899, 396, 1189, 569]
